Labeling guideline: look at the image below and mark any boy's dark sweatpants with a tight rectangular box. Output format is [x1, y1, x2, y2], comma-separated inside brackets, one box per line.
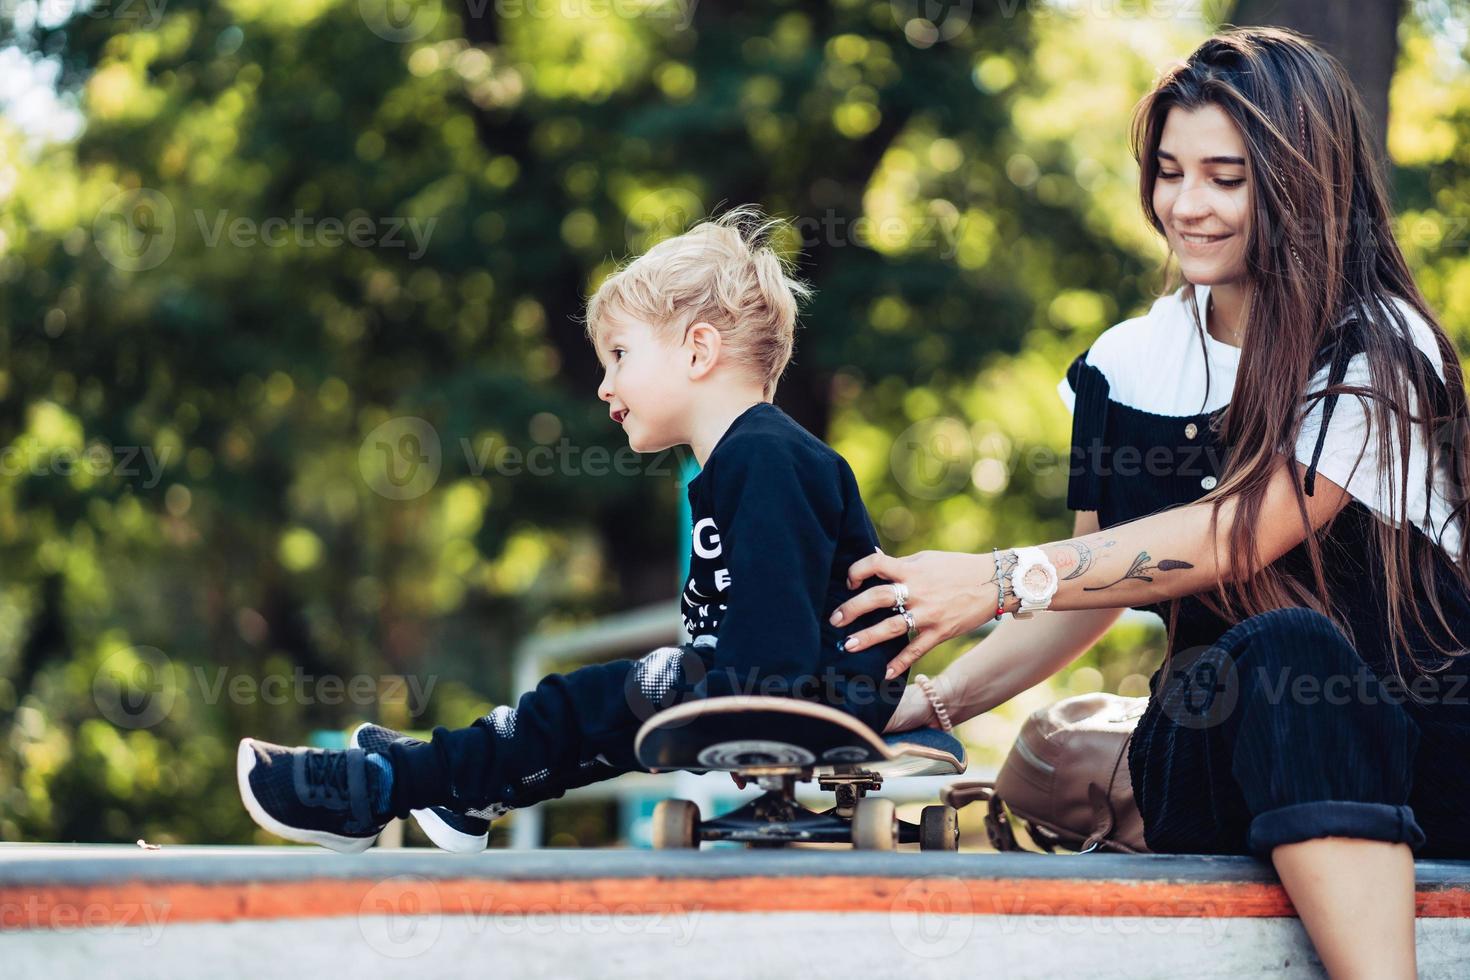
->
[386, 642, 903, 817]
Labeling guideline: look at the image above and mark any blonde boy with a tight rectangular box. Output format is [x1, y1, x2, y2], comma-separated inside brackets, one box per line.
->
[237, 208, 908, 852]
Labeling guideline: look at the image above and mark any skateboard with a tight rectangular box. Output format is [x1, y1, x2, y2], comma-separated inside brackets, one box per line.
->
[634, 695, 967, 850]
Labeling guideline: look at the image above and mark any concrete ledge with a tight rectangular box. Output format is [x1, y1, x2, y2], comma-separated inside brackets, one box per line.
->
[3, 846, 1469, 979]
[2, 845, 1468, 920]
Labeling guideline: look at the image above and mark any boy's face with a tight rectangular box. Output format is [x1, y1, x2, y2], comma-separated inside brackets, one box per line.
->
[595, 312, 690, 453]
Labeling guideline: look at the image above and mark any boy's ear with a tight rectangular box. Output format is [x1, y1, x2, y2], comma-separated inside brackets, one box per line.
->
[685, 321, 721, 380]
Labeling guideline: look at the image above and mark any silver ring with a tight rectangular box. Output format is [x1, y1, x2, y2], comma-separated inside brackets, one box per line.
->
[891, 582, 909, 613]
[901, 609, 918, 643]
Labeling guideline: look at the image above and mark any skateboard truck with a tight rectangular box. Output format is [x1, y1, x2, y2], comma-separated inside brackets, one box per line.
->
[819, 772, 882, 818]
[635, 697, 967, 851]
[650, 767, 956, 849]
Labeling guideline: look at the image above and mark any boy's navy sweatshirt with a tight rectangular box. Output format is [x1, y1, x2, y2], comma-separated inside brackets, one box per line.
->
[681, 401, 907, 734]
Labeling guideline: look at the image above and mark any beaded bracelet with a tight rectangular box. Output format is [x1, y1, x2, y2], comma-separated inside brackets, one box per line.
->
[991, 547, 1017, 622]
[914, 673, 954, 733]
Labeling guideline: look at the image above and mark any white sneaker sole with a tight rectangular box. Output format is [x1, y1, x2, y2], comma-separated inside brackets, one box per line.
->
[411, 806, 490, 853]
[349, 724, 490, 854]
[236, 739, 379, 854]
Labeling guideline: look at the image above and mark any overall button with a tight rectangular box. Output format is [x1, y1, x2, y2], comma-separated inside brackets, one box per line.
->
[1201, 475, 1217, 490]
[1184, 423, 1198, 439]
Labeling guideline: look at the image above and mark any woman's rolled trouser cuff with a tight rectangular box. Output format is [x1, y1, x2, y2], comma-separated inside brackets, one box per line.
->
[1247, 801, 1426, 857]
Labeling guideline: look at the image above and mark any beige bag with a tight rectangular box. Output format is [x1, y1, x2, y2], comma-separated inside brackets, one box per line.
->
[941, 692, 1150, 854]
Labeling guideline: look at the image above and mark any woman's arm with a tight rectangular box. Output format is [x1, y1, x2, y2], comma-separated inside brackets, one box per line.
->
[886, 508, 1126, 731]
[927, 509, 1127, 725]
[836, 453, 1353, 678]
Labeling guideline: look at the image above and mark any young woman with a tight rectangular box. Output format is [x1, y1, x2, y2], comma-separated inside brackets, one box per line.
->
[830, 27, 1470, 979]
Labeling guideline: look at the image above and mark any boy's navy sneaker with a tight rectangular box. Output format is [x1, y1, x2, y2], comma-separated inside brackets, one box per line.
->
[351, 723, 495, 853]
[236, 738, 387, 853]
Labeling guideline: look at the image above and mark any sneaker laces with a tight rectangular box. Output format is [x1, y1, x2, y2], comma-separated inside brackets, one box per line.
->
[303, 750, 350, 802]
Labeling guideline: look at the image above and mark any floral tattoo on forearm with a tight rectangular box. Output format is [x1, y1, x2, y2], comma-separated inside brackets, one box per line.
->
[1083, 550, 1195, 591]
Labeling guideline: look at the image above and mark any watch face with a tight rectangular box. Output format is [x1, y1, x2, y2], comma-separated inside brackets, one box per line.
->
[1015, 561, 1057, 601]
[1022, 566, 1050, 593]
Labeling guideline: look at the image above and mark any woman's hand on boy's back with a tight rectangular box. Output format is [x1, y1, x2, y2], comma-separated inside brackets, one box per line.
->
[829, 549, 998, 678]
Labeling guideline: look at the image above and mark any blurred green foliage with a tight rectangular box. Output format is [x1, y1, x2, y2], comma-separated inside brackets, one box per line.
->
[0, 1, 1465, 844]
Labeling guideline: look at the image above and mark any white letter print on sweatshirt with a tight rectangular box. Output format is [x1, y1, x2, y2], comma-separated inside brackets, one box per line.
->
[684, 517, 730, 638]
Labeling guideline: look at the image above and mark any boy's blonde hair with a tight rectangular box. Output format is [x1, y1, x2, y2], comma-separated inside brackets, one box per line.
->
[585, 205, 812, 398]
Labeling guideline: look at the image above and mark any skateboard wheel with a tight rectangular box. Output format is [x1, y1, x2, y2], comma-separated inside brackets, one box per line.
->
[651, 799, 701, 849]
[851, 798, 896, 850]
[919, 804, 960, 851]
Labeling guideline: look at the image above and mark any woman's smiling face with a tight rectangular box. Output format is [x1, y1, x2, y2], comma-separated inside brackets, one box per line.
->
[1152, 103, 1252, 286]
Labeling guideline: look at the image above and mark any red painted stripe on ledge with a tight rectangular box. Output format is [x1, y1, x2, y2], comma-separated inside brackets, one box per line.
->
[2, 876, 1468, 929]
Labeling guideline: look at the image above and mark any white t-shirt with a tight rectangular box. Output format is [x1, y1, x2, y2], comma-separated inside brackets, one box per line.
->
[1057, 283, 1463, 557]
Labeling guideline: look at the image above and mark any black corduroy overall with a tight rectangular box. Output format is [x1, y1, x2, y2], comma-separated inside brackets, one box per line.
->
[1063, 324, 1470, 859]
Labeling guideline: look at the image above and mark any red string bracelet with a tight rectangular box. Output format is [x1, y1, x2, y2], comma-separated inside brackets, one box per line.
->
[991, 547, 1005, 621]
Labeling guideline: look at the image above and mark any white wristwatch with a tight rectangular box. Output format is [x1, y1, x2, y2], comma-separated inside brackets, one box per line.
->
[1009, 546, 1059, 619]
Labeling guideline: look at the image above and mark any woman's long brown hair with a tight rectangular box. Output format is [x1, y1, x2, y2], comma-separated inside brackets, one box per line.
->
[1131, 27, 1470, 691]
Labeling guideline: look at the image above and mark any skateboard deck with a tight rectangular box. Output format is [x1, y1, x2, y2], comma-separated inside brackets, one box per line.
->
[635, 696, 966, 777]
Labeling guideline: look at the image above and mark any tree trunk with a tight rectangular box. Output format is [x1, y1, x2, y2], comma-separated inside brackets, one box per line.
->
[1231, 0, 1404, 167]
